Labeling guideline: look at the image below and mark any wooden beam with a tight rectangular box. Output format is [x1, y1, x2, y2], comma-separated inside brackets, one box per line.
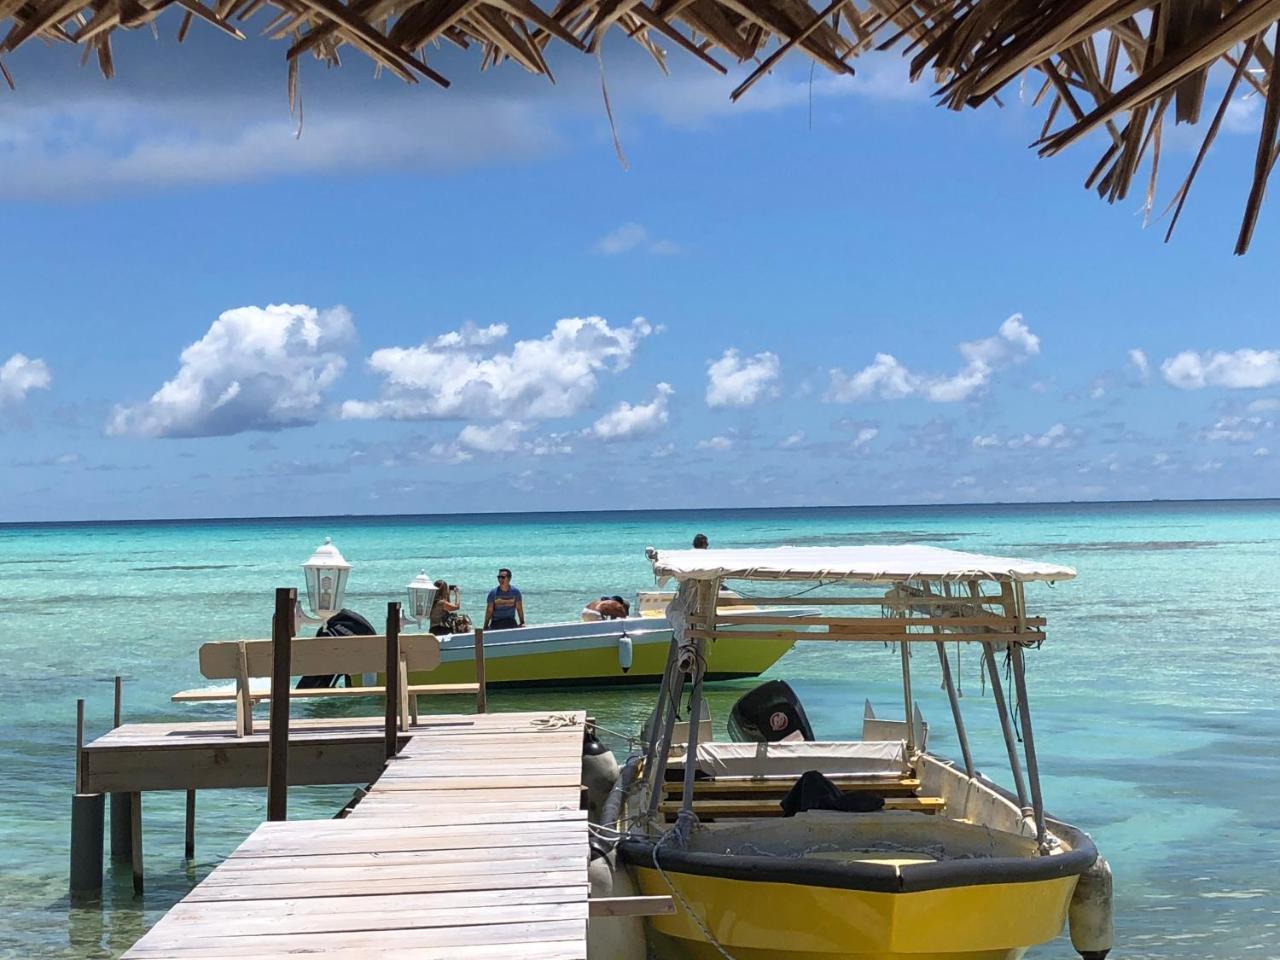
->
[589, 895, 675, 917]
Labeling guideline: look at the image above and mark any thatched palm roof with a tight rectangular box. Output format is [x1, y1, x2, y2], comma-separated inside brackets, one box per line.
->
[2, 0, 1275, 251]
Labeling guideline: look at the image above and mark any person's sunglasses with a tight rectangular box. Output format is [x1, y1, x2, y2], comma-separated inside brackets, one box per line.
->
[497, 574, 510, 580]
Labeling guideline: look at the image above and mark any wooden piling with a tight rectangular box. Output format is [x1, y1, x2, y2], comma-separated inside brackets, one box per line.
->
[110, 676, 132, 860]
[384, 603, 401, 760]
[69, 793, 104, 897]
[474, 628, 487, 714]
[184, 790, 196, 860]
[129, 791, 143, 895]
[265, 587, 295, 822]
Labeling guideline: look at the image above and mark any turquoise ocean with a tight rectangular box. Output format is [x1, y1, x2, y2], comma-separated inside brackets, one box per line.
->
[1, 501, 1277, 959]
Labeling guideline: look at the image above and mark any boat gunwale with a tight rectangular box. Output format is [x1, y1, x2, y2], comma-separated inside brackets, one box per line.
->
[617, 826, 1097, 894]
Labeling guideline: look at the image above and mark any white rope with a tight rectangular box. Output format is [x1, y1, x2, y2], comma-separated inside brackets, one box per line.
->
[531, 713, 581, 731]
[649, 818, 739, 960]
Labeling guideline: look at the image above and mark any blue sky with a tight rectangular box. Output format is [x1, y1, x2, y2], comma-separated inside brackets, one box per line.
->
[1, 27, 1278, 522]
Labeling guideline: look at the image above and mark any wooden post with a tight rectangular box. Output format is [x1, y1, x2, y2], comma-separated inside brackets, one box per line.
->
[385, 603, 401, 760]
[109, 677, 132, 860]
[184, 790, 196, 860]
[70, 698, 104, 897]
[473, 629, 487, 714]
[265, 587, 295, 822]
[130, 791, 143, 895]
[75, 698, 84, 795]
[69, 793, 104, 898]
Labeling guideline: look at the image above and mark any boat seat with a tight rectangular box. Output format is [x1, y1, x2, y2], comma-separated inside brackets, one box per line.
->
[669, 740, 912, 780]
[659, 796, 946, 818]
[660, 777, 921, 796]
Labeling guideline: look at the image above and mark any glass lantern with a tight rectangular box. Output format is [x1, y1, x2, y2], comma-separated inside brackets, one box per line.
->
[407, 570, 435, 624]
[302, 537, 351, 622]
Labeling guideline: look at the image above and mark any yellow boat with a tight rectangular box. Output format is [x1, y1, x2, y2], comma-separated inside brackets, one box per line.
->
[407, 592, 813, 688]
[594, 545, 1113, 960]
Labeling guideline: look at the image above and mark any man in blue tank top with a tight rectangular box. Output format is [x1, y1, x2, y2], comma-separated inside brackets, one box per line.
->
[484, 568, 524, 630]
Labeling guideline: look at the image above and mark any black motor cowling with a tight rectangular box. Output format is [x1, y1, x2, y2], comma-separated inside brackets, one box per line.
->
[727, 680, 815, 743]
[296, 608, 377, 689]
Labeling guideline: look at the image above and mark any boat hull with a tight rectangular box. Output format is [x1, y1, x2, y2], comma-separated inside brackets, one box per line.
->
[628, 865, 1076, 960]
[407, 618, 796, 687]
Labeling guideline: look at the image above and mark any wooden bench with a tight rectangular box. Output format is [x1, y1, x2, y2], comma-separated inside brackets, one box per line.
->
[171, 633, 483, 737]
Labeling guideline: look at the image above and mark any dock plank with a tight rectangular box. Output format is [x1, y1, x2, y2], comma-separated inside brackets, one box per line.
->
[121, 710, 590, 959]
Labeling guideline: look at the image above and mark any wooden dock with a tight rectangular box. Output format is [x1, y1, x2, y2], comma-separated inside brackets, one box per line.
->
[119, 710, 593, 960]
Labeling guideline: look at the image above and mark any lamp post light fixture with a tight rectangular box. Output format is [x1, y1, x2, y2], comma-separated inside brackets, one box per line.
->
[403, 570, 436, 629]
[296, 537, 351, 627]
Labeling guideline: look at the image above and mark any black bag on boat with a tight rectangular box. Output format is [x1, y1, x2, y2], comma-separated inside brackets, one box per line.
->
[297, 608, 377, 689]
[779, 770, 885, 817]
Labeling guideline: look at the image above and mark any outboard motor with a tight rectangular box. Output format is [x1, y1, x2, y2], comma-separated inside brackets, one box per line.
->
[581, 725, 620, 822]
[727, 680, 815, 743]
[297, 608, 377, 689]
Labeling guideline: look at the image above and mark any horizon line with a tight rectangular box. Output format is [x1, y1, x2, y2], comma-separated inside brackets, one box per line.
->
[2, 495, 1277, 529]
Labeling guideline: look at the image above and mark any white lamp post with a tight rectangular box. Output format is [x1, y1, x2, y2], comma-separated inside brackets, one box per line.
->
[404, 570, 436, 627]
[296, 537, 351, 627]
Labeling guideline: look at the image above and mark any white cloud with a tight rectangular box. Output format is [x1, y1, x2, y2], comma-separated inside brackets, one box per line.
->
[0, 353, 52, 405]
[706, 349, 781, 408]
[341, 316, 655, 422]
[828, 314, 1039, 403]
[829, 353, 915, 401]
[1161, 349, 1280, 390]
[590, 383, 673, 441]
[107, 304, 353, 438]
[780, 431, 806, 449]
[698, 435, 734, 451]
[592, 223, 680, 256]
[853, 427, 879, 448]
[1247, 397, 1280, 413]
[1255, 447, 1270, 457]
[432, 323, 509, 349]
[975, 423, 1079, 450]
[458, 422, 528, 453]
[1201, 415, 1271, 443]
[1128, 349, 1150, 382]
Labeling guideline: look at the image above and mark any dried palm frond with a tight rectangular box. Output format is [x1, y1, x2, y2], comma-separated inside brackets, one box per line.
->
[2, 0, 1277, 250]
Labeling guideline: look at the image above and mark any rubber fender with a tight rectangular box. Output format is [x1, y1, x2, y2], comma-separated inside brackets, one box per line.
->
[1069, 855, 1113, 959]
[588, 852, 646, 960]
[581, 736, 620, 824]
[617, 634, 634, 673]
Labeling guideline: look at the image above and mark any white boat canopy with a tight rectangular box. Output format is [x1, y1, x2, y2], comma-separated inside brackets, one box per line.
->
[649, 545, 1076, 585]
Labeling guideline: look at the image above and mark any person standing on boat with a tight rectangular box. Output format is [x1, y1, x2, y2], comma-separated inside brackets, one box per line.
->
[484, 568, 525, 631]
[692, 533, 709, 549]
[429, 579, 461, 635]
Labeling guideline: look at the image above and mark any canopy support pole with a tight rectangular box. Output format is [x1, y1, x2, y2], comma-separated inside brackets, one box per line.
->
[1010, 582, 1047, 850]
[936, 582, 974, 778]
[645, 656, 686, 820]
[640, 638, 679, 808]
[983, 641, 1029, 810]
[900, 585, 916, 756]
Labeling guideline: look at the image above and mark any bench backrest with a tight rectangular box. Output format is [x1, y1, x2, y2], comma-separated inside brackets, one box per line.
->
[199, 634, 441, 680]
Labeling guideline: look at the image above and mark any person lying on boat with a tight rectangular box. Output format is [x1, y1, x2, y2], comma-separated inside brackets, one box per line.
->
[429, 579, 470, 635]
[484, 568, 525, 631]
[581, 596, 630, 621]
